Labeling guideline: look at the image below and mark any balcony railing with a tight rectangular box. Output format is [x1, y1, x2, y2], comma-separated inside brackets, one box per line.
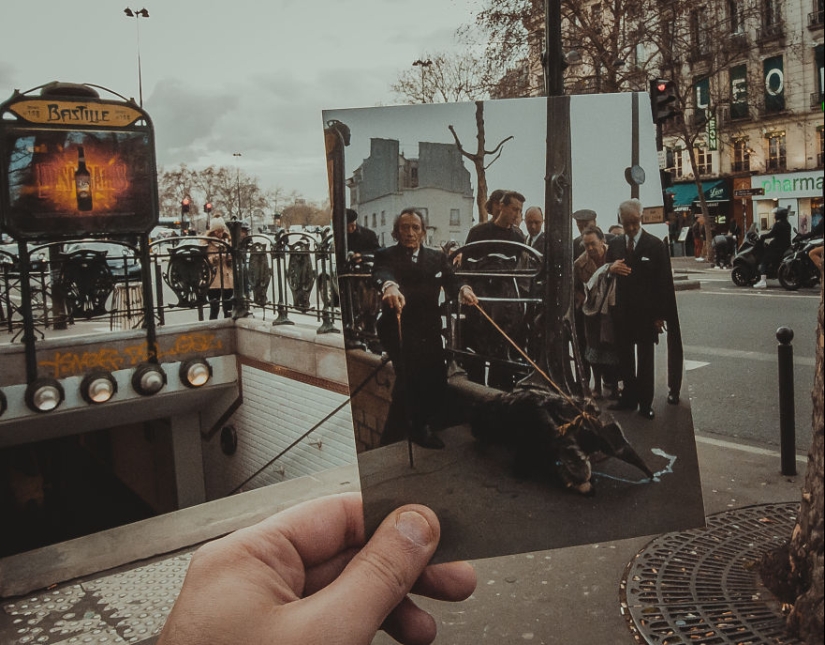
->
[808, 9, 824, 28]
[757, 21, 784, 41]
[812, 92, 824, 109]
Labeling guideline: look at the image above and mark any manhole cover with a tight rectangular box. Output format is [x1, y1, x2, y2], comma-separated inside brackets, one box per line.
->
[621, 502, 804, 644]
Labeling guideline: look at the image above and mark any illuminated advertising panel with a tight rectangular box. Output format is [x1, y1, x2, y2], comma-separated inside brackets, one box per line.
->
[0, 86, 159, 239]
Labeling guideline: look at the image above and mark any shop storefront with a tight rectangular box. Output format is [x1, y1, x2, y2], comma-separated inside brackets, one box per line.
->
[751, 170, 824, 234]
[668, 179, 732, 227]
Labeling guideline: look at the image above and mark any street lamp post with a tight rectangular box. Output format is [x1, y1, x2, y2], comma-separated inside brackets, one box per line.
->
[232, 152, 242, 221]
[412, 59, 432, 102]
[123, 8, 150, 107]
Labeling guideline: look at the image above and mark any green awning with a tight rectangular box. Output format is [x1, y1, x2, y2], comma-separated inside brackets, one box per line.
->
[667, 183, 698, 208]
[666, 180, 730, 209]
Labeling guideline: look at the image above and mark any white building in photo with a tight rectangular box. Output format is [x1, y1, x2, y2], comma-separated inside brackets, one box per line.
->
[347, 138, 475, 248]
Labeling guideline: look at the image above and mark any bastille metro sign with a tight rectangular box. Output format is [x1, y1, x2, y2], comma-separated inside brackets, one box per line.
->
[0, 82, 159, 240]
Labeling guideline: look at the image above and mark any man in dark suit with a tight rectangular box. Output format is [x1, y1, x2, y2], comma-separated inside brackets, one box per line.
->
[373, 208, 478, 449]
[346, 208, 380, 259]
[606, 199, 670, 420]
[524, 206, 544, 251]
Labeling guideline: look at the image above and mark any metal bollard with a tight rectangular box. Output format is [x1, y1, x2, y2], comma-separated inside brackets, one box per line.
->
[776, 326, 796, 476]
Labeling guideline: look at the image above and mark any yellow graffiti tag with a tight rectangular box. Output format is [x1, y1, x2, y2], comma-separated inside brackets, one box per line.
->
[39, 348, 125, 378]
[38, 332, 224, 378]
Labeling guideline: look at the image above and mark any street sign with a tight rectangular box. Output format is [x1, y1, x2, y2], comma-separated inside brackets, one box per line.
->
[733, 188, 765, 197]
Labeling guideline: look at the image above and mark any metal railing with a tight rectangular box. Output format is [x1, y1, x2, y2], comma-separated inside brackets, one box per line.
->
[3, 232, 562, 392]
[0, 227, 342, 339]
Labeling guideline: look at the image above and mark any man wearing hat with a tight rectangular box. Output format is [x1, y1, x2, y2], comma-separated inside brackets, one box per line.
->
[573, 209, 599, 257]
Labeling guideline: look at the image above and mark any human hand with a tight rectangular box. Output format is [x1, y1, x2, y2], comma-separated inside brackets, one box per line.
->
[609, 259, 632, 276]
[383, 283, 406, 313]
[459, 285, 478, 307]
[156, 493, 475, 645]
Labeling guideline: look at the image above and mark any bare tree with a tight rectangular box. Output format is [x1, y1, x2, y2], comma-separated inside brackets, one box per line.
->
[448, 102, 514, 222]
[280, 200, 329, 228]
[391, 51, 493, 104]
[158, 164, 282, 225]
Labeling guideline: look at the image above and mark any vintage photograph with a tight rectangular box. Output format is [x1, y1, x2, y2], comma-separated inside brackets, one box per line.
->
[324, 94, 705, 563]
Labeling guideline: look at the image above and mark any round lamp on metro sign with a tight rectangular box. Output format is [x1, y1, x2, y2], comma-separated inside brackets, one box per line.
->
[25, 377, 66, 413]
[80, 371, 118, 404]
[179, 358, 212, 388]
[131, 363, 167, 396]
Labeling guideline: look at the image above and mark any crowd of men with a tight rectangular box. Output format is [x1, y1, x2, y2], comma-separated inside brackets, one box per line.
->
[344, 191, 679, 450]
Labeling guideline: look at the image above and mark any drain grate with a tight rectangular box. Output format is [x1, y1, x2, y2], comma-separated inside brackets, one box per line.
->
[621, 502, 803, 645]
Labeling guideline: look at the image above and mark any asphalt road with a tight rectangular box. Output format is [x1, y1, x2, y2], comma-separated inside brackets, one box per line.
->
[676, 266, 819, 451]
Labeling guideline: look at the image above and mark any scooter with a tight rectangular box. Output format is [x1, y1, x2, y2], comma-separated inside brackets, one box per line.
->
[777, 234, 823, 291]
[730, 228, 785, 286]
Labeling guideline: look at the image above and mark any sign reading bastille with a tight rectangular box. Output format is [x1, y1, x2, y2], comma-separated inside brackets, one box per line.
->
[0, 81, 159, 240]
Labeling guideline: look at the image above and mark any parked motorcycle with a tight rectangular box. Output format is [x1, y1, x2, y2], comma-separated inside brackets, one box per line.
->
[730, 228, 790, 287]
[777, 234, 823, 291]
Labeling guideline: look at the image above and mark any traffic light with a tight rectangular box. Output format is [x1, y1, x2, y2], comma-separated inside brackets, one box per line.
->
[181, 197, 191, 215]
[204, 201, 213, 214]
[650, 79, 679, 124]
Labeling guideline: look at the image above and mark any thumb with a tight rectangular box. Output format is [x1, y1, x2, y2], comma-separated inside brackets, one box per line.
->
[314, 505, 440, 640]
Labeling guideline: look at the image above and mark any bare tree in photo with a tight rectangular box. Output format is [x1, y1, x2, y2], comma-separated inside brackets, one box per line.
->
[392, 53, 514, 223]
[448, 102, 514, 223]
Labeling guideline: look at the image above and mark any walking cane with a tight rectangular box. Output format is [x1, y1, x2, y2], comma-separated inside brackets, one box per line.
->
[395, 310, 415, 468]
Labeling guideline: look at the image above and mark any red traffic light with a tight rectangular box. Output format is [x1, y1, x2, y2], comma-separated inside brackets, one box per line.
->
[650, 78, 679, 124]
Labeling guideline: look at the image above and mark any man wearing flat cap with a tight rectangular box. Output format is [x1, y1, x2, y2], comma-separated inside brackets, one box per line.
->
[573, 209, 599, 257]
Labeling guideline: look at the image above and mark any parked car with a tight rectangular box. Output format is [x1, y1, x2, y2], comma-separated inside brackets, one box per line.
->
[0, 240, 48, 272]
[62, 241, 142, 283]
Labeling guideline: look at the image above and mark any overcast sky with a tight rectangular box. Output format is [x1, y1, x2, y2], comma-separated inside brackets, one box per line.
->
[1, 0, 481, 203]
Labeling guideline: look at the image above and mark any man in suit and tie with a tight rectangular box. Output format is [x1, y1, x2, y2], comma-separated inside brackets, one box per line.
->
[606, 199, 670, 420]
[373, 208, 478, 449]
[524, 206, 544, 251]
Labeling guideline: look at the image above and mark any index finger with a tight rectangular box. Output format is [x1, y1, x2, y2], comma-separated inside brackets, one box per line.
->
[243, 493, 365, 570]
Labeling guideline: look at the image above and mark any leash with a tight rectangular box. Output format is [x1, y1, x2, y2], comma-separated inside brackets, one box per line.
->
[470, 301, 598, 434]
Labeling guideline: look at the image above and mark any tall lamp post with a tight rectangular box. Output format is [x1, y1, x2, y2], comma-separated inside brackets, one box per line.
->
[232, 152, 242, 221]
[412, 59, 432, 102]
[123, 8, 150, 107]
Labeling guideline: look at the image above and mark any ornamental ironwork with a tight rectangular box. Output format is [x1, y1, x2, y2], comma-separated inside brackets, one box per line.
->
[164, 244, 213, 308]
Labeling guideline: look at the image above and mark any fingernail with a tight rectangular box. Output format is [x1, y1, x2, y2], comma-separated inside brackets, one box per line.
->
[396, 511, 433, 547]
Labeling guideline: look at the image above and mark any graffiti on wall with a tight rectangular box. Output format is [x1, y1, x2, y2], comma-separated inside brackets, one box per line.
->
[38, 332, 225, 378]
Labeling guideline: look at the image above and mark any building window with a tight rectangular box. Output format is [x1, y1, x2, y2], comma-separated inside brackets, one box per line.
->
[696, 147, 713, 175]
[766, 133, 786, 170]
[732, 140, 751, 172]
[818, 128, 824, 167]
[381, 210, 386, 226]
[764, 0, 781, 27]
[730, 64, 749, 119]
[673, 148, 684, 178]
[449, 209, 460, 226]
[728, 0, 743, 32]
[691, 7, 710, 57]
[372, 213, 377, 228]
